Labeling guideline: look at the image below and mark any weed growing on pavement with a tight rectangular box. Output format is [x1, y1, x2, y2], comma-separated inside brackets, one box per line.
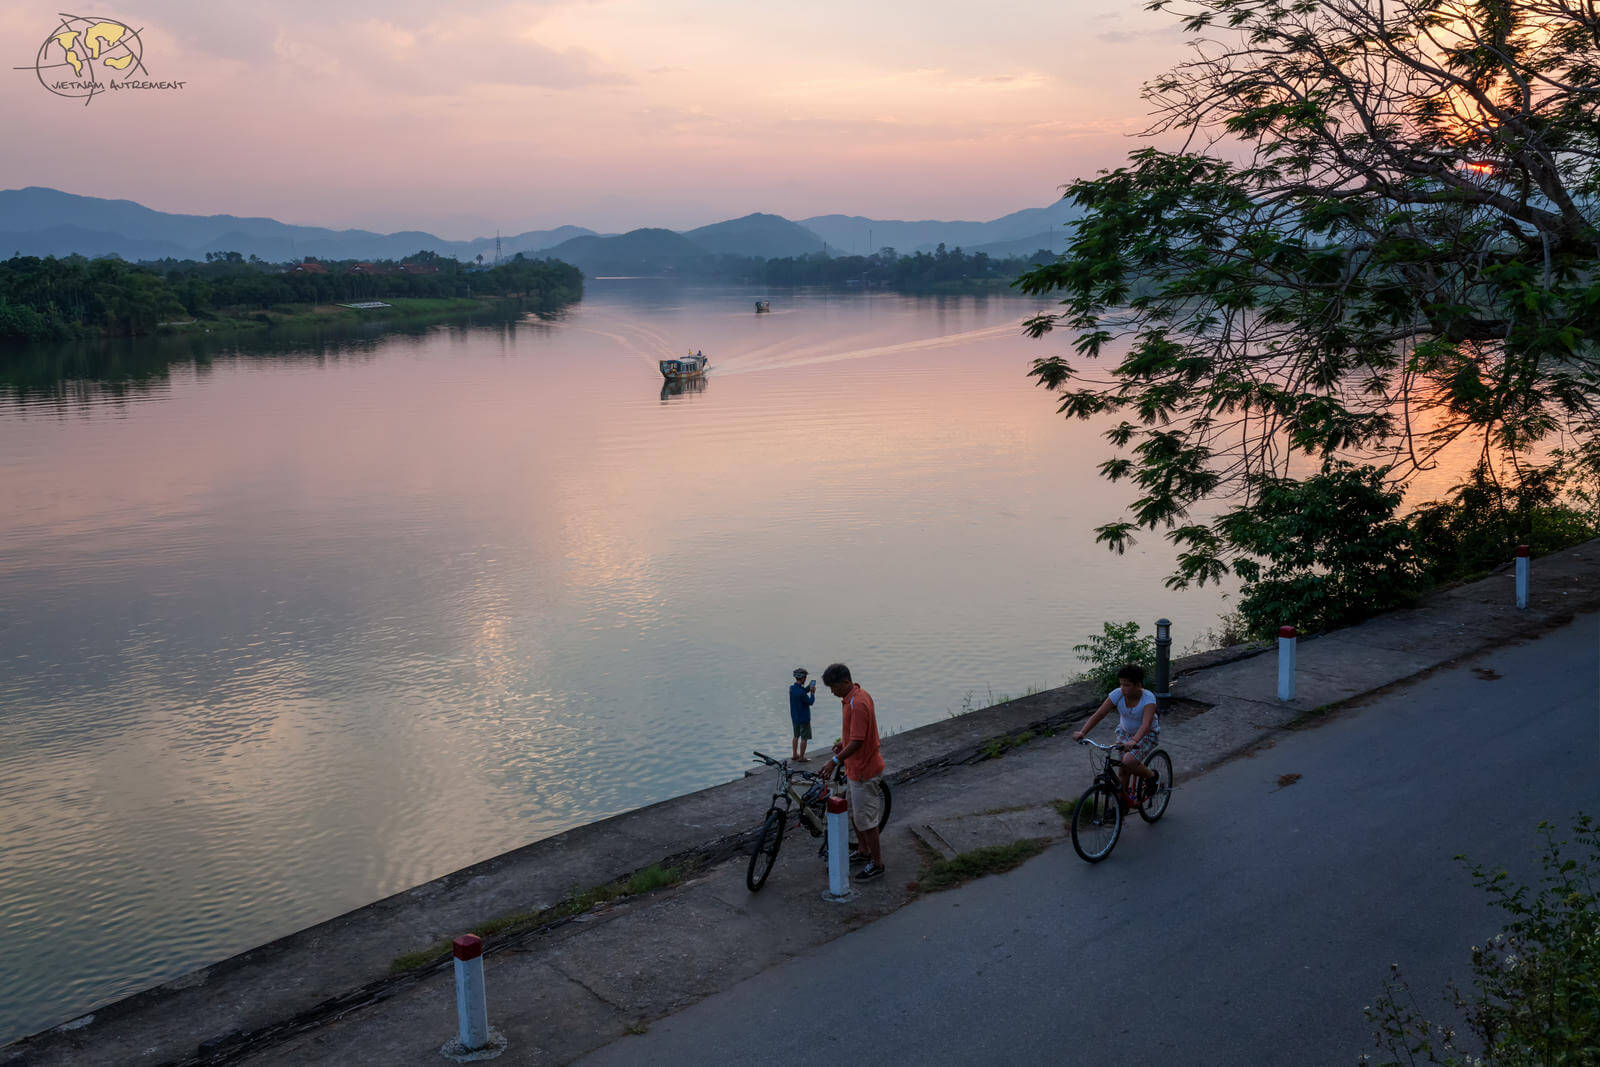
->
[979, 730, 1037, 761]
[1052, 798, 1077, 826]
[915, 840, 1048, 894]
[388, 863, 687, 975]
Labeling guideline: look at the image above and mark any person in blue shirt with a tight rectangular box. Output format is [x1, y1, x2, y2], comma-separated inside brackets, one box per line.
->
[789, 667, 817, 762]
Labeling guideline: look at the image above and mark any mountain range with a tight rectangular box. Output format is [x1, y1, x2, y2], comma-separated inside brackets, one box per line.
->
[0, 187, 1080, 271]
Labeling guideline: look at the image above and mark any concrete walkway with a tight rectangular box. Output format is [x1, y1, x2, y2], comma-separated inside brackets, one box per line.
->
[576, 613, 1600, 1065]
[5, 541, 1597, 1066]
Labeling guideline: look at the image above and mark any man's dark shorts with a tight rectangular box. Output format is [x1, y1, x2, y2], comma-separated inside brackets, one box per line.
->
[792, 720, 812, 740]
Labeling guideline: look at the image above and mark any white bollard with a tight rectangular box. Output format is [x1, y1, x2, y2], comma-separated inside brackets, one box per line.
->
[822, 793, 854, 903]
[453, 935, 490, 1050]
[440, 934, 506, 1061]
[1516, 544, 1530, 610]
[1277, 625, 1297, 702]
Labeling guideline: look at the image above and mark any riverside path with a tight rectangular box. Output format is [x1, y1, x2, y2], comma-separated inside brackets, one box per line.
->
[581, 612, 1600, 1065]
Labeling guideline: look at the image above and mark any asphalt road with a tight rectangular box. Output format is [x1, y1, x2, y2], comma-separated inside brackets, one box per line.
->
[581, 614, 1600, 1065]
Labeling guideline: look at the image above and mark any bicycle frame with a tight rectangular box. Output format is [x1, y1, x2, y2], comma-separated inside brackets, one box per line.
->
[754, 751, 833, 837]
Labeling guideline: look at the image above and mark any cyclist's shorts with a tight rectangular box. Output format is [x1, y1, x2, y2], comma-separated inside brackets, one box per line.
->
[1115, 729, 1159, 764]
[847, 775, 885, 831]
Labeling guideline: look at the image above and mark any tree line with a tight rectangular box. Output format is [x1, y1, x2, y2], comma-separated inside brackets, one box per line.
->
[0, 251, 584, 341]
[759, 244, 1053, 289]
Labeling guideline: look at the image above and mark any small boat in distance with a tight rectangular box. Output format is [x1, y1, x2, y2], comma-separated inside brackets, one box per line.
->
[754, 300, 770, 312]
[660, 350, 708, 381]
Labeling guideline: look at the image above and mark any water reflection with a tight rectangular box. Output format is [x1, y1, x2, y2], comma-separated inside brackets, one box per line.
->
[0, 299, 555, 406]
[660, 375, 708, 402]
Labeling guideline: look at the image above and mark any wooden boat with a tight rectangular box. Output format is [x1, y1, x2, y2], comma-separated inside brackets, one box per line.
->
[754, 300, 770, 312]
[660, 350, 708, 380]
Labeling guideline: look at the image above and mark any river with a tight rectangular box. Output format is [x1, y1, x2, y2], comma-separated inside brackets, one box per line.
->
[1, 280, 1258, 1040]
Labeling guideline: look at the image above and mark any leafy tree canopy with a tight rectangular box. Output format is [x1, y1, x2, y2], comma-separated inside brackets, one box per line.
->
[1019, 0, 1600, 593]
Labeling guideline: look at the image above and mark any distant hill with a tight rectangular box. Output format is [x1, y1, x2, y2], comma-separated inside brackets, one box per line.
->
[545, 228, 708, 275]
[683, 212, 823, 258]
[0, 187, 598, 263]
[801, 199, 1082, 255]
[0, 225, 191, 261]
[965, 234, 1065, 260]
[0, 185, 1081, 271]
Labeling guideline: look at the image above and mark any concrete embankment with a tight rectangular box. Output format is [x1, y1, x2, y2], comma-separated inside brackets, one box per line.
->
[5, 540, 1598, 1066]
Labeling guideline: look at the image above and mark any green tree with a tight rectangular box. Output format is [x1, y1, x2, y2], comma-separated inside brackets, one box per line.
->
[1018, 0, 1600, 623]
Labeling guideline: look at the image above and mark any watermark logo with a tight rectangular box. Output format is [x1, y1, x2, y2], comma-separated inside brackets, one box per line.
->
[15, 13, 185, 104]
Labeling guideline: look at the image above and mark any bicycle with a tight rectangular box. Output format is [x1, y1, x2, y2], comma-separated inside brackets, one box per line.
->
[1069, 737, 1172, 863]
[745, 750, 894, 891]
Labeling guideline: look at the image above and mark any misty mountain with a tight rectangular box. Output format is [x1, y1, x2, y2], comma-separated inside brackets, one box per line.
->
[544, 228, 708, 275]
[0, 187, 598, 263]
[682, 213, 823, 258]
[0, 225, 192, 261]
[801, 199, 1082, 255]
[0, 186, 1079, 270]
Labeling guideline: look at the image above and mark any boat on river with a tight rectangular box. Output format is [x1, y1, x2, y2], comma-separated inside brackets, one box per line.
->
[754, 300, 770, 312]
[660, 350, 708, 380]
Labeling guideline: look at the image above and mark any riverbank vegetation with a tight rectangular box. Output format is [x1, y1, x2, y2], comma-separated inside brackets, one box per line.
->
[756, 244, 1051, 291]
[0, 251, 583, 341]
[1020, 0, 1600, 638]
[586, 244, 1055, 291]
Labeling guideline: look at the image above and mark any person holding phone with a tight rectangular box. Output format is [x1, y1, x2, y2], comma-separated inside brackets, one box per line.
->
[789, 667, 817, 761]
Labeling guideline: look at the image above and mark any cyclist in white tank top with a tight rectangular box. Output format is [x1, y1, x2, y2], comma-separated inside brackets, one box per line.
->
[1072, 663, 1161, 804]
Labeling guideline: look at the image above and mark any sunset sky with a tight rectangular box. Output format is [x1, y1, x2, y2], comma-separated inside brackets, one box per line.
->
[1, 0, 1188, 236]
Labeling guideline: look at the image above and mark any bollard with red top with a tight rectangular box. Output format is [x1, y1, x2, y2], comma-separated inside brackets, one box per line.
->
[1516, 544, 1530, 610]
[822, 793, 855, 903]
[440, 934, 506, 1060]
[1277, 625, 1297, 702]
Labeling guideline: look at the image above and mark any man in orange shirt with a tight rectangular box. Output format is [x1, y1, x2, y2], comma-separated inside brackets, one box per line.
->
[818, 662, 887, 880]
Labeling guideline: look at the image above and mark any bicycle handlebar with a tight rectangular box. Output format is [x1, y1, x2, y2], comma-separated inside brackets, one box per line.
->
[752, 750, 783, 766]
[1078, 737, 1128, 753]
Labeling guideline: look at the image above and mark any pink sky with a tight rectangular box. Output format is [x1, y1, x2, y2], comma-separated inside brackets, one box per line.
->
[1, 0, 1188, 236]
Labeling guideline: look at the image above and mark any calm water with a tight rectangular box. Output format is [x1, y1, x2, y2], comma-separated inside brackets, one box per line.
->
[2, 282, 1279, 1040]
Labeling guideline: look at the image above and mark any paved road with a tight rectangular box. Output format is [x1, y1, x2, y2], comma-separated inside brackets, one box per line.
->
[582, 614, 1600, 1065]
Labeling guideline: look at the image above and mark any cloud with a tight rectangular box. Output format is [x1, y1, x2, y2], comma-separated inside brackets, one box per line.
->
[107, 0, 626, 91]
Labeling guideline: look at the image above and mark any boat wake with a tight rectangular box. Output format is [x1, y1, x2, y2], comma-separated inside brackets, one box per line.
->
[714, 321, 1021, 376]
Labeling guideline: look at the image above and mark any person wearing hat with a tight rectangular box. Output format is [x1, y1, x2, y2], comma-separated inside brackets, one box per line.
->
[788, 667, 817, 762]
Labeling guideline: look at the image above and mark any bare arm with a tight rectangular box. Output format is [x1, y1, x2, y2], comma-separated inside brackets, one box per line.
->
[1073, 698, 1115, 740]
[1127, 702, 1157, 747]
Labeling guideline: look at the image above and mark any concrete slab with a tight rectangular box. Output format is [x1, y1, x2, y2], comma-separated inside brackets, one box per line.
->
[911, 805, 1066, 861]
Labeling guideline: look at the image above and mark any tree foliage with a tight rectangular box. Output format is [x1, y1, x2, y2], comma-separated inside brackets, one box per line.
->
[1072, 620, 1158, 691]
[0, 252, 583, 341]
[1019, 0, 1600, 603]
[1363, 813, 1600, 1065]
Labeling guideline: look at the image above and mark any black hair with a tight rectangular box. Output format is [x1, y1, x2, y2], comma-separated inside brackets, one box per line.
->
[821, 663, 852, 686]
[1116, 664, 1145, 684]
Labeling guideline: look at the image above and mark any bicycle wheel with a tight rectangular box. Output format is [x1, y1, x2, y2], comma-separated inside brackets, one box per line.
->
[746, 810, 784, 891]
[1138, 749, 1173, 823]
[1070, 783, 1123, 863]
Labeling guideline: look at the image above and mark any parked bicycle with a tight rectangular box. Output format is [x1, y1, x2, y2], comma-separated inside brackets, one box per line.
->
[1070, 737, 1172, 863]
[746, 750, 893, 891]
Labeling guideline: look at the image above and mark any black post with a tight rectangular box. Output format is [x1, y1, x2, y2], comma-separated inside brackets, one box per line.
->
[1154, 618, 1172, 698]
